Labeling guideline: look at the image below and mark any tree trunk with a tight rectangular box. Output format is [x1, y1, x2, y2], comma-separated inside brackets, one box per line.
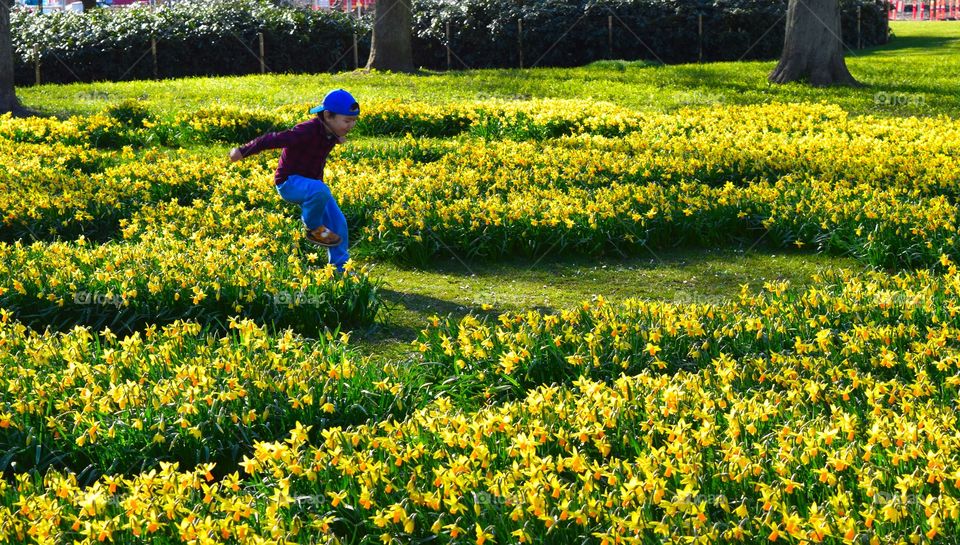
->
[365, 0, 414, 73]
[769, 0, 860, 87]
[82, 0, 98, 11]
[0, 0, 23, 115]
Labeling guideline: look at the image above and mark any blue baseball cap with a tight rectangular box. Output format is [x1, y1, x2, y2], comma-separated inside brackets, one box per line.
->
[309, 89, 360, 116]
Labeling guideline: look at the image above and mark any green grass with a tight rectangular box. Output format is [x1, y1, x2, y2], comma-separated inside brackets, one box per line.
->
[18, 22, 960, 118]
[354, 248, 862, 364]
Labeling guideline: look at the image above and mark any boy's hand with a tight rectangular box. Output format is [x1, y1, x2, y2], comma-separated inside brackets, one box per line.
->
[229, 148, 243, 162]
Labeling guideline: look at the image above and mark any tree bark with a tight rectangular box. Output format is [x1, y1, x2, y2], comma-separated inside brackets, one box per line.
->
[769, 0, 860, 87]
[0, 0, 23, 115]
[365, 0, 414, 73]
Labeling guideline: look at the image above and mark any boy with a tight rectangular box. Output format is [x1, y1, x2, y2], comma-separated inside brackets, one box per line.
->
[229, 89, 359, 272]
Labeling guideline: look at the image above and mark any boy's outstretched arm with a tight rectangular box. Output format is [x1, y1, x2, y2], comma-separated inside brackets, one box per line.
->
[232, 122, 314, 161]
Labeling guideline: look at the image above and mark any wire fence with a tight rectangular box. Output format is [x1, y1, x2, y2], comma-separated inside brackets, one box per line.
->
[13, 0, 891, 86]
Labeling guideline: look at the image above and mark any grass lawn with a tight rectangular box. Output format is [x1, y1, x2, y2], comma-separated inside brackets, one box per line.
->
[17, 21, 960, 118]
[358, 248, 863, 364]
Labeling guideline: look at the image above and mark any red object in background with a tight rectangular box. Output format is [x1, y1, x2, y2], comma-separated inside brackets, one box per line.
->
[312, 0, 374, 11]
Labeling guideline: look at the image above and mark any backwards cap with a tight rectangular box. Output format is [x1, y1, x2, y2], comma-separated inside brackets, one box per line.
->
[309, 89, 360, 116]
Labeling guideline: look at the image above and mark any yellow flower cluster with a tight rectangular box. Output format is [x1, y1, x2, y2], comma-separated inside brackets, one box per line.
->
[0, 230, 377, 334]
[0, 461, 288, 544]
[7, 114, 956, 269]
[7, 316, 958, 545]
[172, 106, 294, 144]
[237, 364, 960, 545]
[0, 314, 365, 474]
[0, 143, 219, 241]
[417, 266, 960, 394]
[0, 112, 121, 145]
[325, 137, 958, 267]
[0, 120, 380, 334]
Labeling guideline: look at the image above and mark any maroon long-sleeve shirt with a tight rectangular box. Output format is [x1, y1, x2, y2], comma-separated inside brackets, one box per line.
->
[238, 117, 339, 185]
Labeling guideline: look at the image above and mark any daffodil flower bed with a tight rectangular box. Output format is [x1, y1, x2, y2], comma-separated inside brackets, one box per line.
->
[5, 101, 960, 267]
[0, 234, 380, 334]
[416, 265, 960, 400]
[0, 144, 218, 242]
[5, 91, 960, 545]
[338, 162, 958, 268]
[3, 260, 960, 544]
[4, 338, 959, 543]
[0, 313, 406, 480]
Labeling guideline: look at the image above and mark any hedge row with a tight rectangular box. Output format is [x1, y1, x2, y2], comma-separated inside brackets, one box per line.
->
[13, 0, 888, 84]
[413, 0, 889, 68]
[12, 0, 368, 85]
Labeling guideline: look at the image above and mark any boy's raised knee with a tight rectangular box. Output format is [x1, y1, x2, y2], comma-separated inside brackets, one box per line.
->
[305, 185, 332, 204]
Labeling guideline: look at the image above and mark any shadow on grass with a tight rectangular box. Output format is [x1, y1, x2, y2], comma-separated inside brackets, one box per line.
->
[355, 243, 860, 350]
[374, 288, 516, 334]
[861, 34, 958, 55]
[383, 241, 833, 278]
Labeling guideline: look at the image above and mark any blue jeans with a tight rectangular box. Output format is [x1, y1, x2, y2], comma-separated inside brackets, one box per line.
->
[276, 174, 349, 270]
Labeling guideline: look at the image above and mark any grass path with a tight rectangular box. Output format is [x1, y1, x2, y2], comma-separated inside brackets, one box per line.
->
[353, 248, 861, 363]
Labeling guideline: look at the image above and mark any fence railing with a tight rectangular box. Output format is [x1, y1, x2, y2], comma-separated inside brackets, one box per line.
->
[889, 0, 960, 19]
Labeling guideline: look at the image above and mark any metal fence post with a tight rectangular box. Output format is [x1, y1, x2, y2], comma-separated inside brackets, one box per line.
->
[698, 14, 703, 63]
[258, 32, 266, 73]
[608, 15, 613, 58]
[518, 19, 524, 69]
[151, 37, 158, 77]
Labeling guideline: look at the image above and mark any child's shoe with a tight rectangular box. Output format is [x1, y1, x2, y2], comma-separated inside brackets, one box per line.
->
[305, 225, 342, 247]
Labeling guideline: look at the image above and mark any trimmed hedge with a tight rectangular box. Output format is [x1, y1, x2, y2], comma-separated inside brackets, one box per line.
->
[13, 0, 888, 85]
[413, 0, 890, 68]
[13, 0, 369, 85]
